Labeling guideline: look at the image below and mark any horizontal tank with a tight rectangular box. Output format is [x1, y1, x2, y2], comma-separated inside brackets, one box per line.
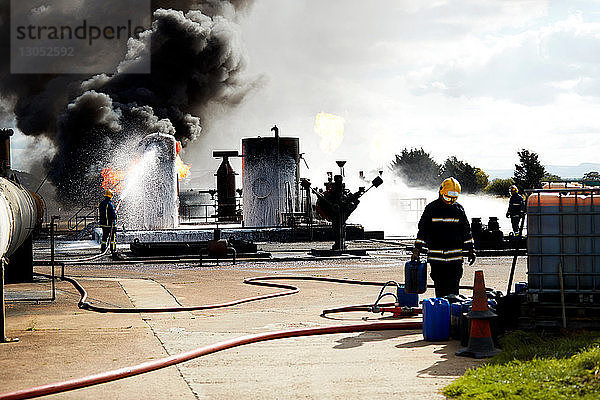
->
[0, 177, 43, 258]
[242, 136, 300, 227]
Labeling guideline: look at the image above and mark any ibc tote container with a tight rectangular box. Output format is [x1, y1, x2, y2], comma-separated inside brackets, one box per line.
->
[527, 187, 600, 304]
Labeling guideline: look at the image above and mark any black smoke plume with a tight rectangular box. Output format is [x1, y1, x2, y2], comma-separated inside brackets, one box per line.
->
[0, 0, 256, 204]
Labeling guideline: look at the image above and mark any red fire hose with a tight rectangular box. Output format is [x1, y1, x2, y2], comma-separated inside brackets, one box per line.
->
[0, 321, 422, 400]
[2, 273, 427, 398]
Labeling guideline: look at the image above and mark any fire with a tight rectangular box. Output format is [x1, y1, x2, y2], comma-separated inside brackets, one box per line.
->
[101, 140, 190, 193]
[175, 140, 191, 180]
[101, 167, 126, 193]
[176, 154, 191, 180]
[314, 112, 344, 153]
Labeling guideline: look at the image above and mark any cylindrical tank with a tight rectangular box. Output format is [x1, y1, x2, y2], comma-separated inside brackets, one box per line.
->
[121, 133, 178, 230]
[216, 157, 237, 221]
[0, 177, 41, 258]
[242, 137, 300, 227]
[527, 189, 600, 300]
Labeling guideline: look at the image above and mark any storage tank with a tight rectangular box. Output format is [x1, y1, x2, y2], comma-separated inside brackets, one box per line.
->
[214, 151, 238, 222]
[120, 133, 179, 230]
[179, 189, 213, 221]
[0, 178, 43, 259]
[242, 128, 300, 227]
[527, 188, 600, 305]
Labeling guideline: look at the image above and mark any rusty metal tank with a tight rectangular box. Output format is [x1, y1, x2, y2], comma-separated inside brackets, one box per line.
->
[241, 128, 300, 227]
[214, 151, 238, 222]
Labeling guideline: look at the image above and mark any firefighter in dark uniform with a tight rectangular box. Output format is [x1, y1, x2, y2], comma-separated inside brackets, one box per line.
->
[506, 185, 525, 235]
[411, 177, 476, 297]
[99, 189, 117, 254]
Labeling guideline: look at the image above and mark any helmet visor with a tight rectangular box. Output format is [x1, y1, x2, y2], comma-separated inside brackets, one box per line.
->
[442, 194, 457, 204]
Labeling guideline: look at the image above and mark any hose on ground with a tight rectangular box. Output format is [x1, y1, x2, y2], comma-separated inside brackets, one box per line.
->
[0, 321, 422, 400]
[321, 303, 423, 318]
[35, 273, 482, 314]
[37, 273, 299, 313]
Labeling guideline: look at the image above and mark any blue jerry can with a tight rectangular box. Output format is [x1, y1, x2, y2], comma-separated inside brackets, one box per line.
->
[422, 298, 450, 341]
[405, 260, 427, 294]
[396, 286, 419, 307]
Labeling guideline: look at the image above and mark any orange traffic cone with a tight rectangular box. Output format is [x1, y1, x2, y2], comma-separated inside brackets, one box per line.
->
[456, 270, 500, 359]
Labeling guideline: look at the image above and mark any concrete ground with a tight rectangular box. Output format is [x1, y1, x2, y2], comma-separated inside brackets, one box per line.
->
[0, 240, 528, 399]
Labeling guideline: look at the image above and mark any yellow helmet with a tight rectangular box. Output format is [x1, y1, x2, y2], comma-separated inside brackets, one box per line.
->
[439, 177, 461, 204]
[509, 185, 518, 194]
[104, 189, 113, 198]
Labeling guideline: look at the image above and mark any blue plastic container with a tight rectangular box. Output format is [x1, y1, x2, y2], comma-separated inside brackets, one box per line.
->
[422, 297, 450, 341]
[396, 286, 419, 307]
[514, 282, 528, 294]
[405, 260, 427, 294]
[451, 301, 472, 340]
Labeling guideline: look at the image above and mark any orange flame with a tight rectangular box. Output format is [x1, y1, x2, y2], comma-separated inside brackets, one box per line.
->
[101, 167, 126, 193]
[176, 154, 191, 180]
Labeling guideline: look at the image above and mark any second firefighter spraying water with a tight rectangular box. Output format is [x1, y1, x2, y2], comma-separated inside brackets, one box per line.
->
[99, 189, 117, 254]
[411, 177, 476, 297]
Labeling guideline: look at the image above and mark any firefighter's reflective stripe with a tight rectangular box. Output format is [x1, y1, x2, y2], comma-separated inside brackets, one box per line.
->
[464, 238, 474, 244]
[429, 248, 462, 255]
[110, 234, 116, 251]
[428, 255, 463, 262]
[446, 249, 463, 254]
[431, 218, 460, 223]
[415, 239, 426, 245]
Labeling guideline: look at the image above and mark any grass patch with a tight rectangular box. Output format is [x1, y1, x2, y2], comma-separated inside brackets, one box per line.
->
[444, 331, 600, 399]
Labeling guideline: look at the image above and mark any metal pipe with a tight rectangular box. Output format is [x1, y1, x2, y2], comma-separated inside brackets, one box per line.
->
[0, 129, 13, 178]
[50, 216, 58, 300]
[0, 258, 18, 343]
[0, 321, 421, 400]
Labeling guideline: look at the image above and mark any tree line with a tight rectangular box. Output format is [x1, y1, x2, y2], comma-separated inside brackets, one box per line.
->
[389, 148, 598, 197]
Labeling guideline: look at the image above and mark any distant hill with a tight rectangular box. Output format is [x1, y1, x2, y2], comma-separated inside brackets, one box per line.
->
[487, 163, 600, 180]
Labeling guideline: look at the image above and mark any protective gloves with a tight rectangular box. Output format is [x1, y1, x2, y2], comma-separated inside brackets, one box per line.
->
[468, 250, 476, 265]
[411, 248, 420, 262]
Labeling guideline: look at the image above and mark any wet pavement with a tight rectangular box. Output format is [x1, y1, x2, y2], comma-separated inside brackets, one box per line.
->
[1, 239, 527, 399]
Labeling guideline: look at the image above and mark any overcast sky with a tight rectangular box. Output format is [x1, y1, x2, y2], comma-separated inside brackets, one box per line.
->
[189, 0, 600, 183]
[9, 0, 600, 183]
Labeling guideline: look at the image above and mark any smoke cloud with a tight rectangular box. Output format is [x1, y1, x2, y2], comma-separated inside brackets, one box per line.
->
[0, 0, 257, 203]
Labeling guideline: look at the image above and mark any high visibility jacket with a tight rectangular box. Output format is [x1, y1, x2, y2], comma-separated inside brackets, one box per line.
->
[507, 193, 525, 217]
[414, 197, 474, 263]
[99, 197, 116, 227]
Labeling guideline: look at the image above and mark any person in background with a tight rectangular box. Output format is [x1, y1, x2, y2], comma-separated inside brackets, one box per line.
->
[411, 177, 476, 297]
[506, 185, 525, 235]
[99, 189, 117, 254]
